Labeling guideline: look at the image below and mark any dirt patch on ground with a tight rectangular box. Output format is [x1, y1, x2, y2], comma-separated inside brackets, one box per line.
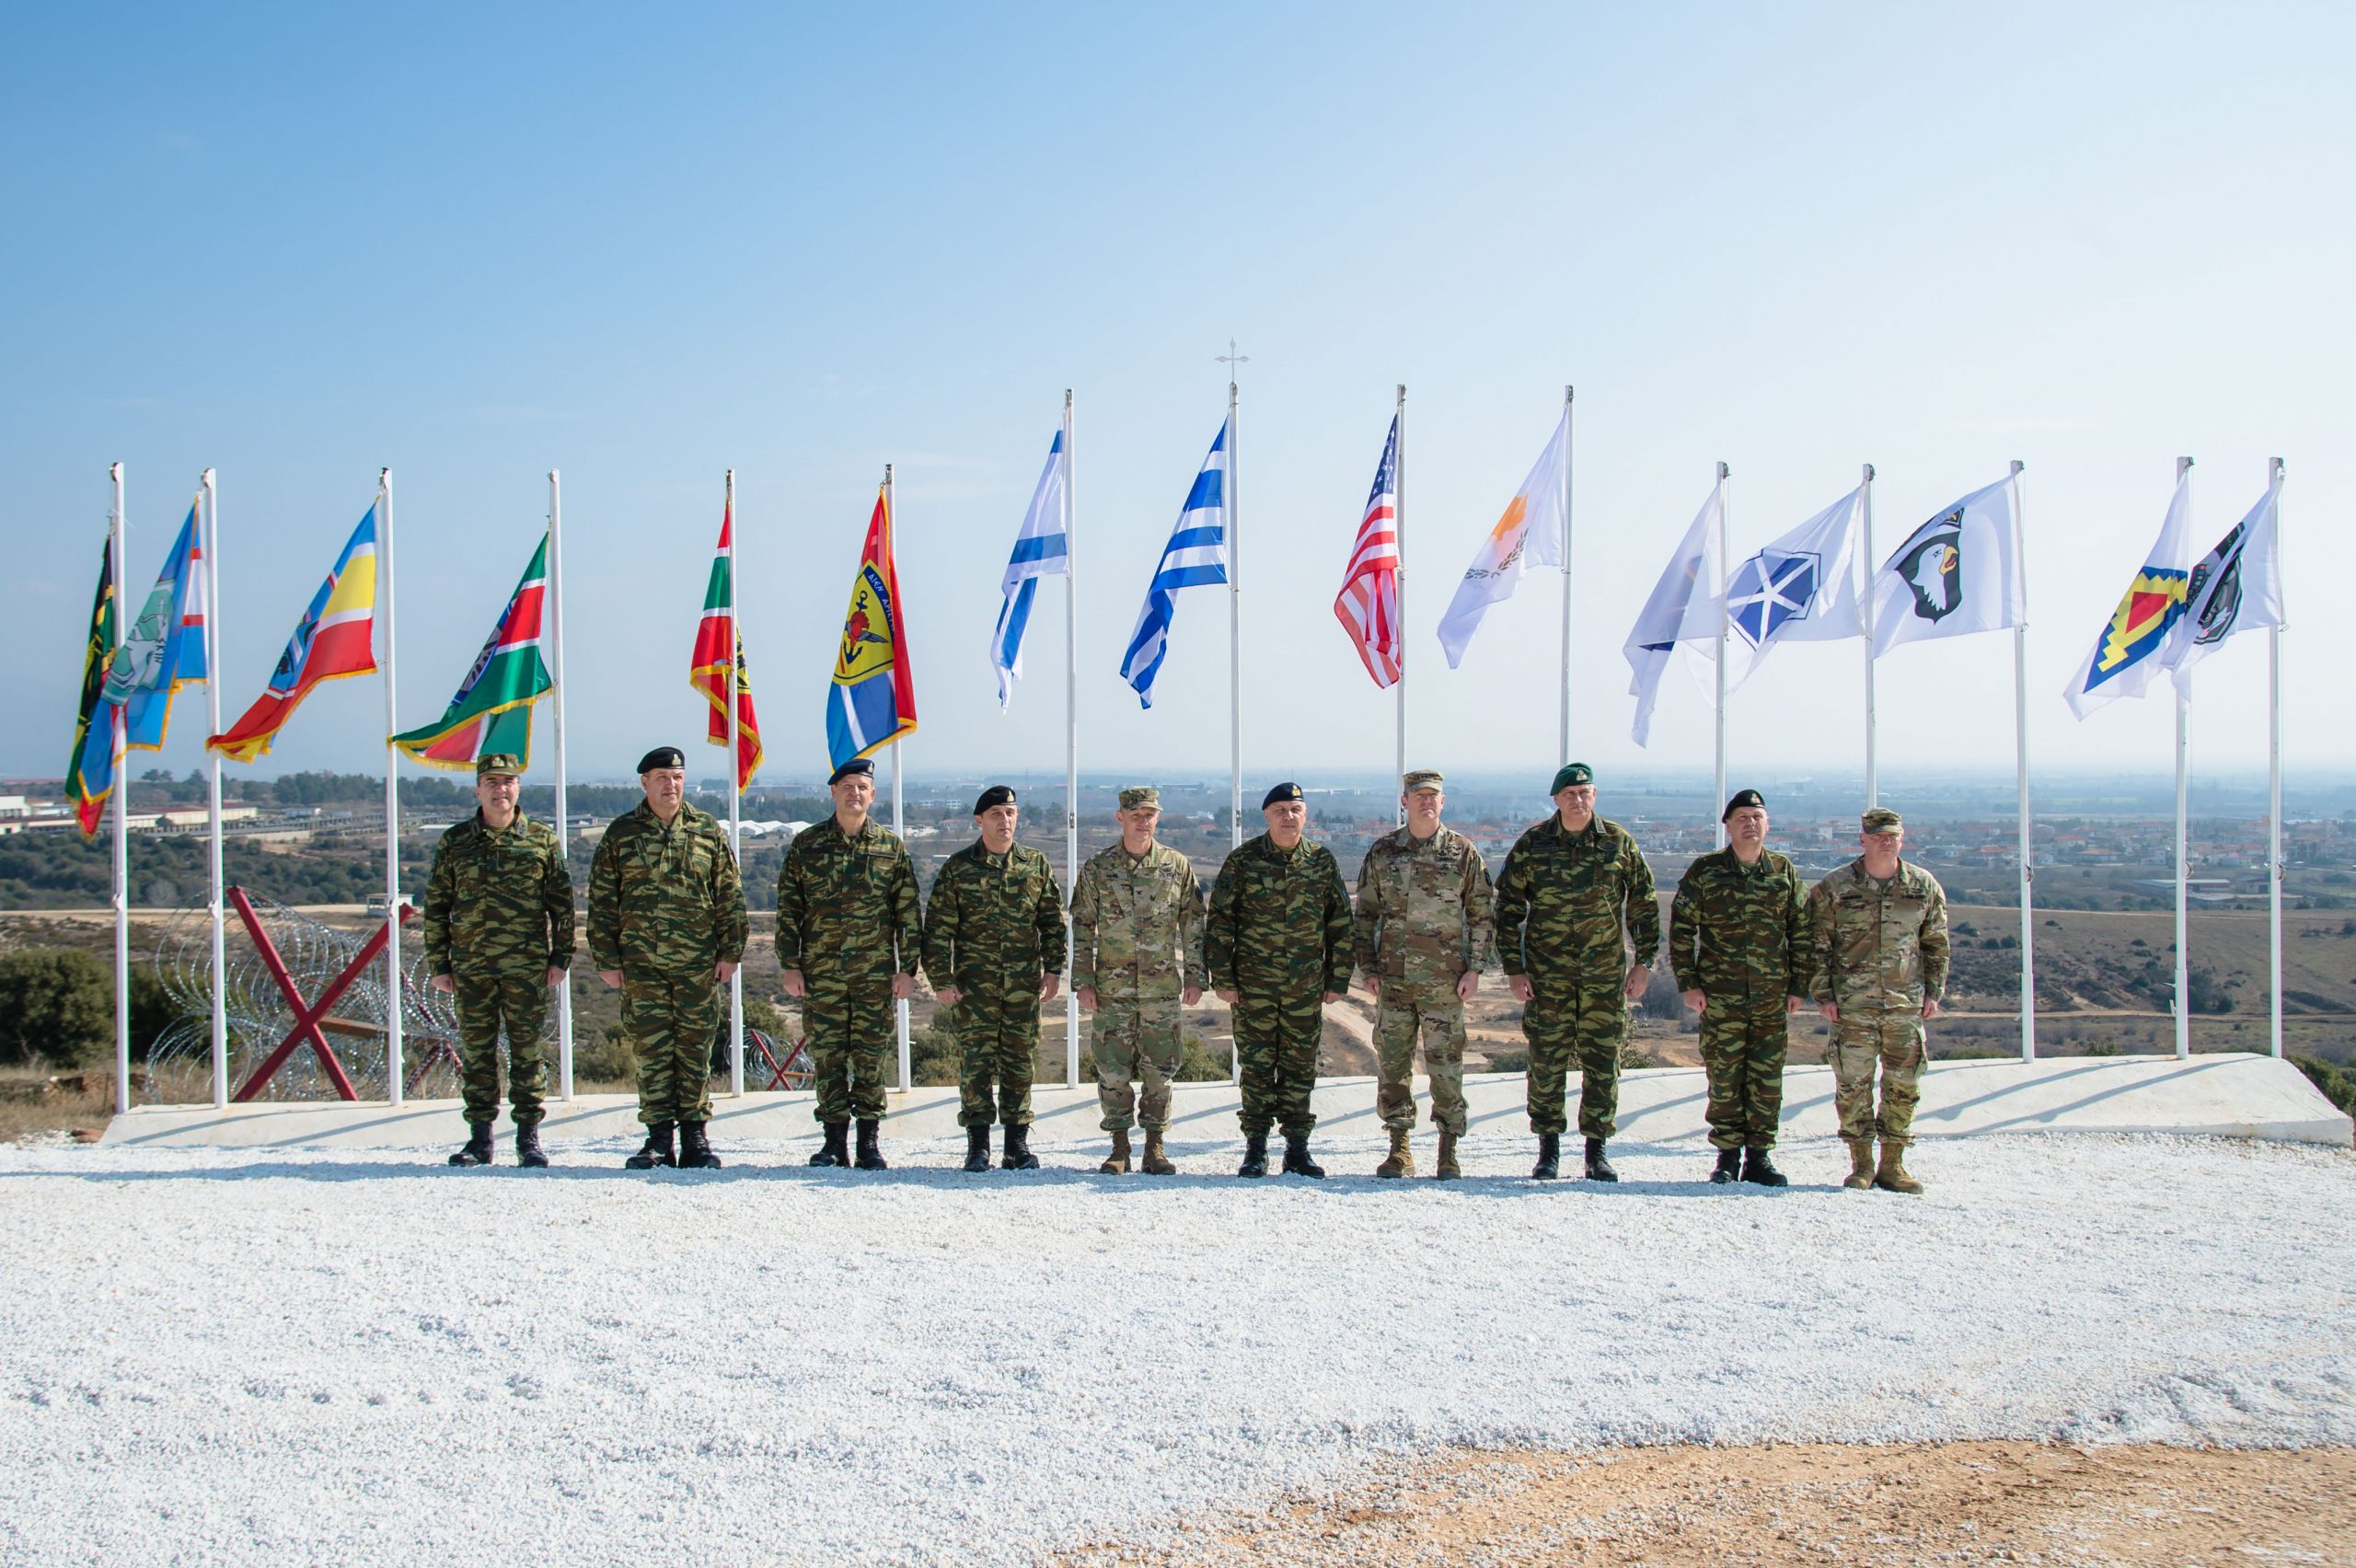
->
[1059, 1441, 2356, 1566]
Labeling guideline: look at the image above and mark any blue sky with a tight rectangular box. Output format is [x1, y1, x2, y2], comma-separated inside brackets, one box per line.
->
[5, 2, 2351, 797]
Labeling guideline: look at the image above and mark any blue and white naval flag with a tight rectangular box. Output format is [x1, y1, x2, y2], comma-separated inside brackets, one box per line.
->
[1694, 481, 1867, 693]
[1119, 417, 1229, 709]
[989, 430, 1070, 709]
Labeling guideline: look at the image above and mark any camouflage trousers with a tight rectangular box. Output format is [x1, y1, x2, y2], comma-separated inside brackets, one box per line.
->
[451, 970, 550, 1127]
[803, 972, 895, 1125]
[1698, 993, 1789, 1150]
[623, 968, 720, 1128]
[1829, 1008, 1926, 1147]
[1092, 992, 1184, 1133]
[953, 988, 1040, 1129]
[1374, 982, 1467, 1136]
[1524, 976, 1627, 1140]
[1232, 986, 1322, 1138]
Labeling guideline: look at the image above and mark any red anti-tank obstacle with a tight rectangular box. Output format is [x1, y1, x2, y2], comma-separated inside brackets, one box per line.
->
[228, 887, 412, 1103]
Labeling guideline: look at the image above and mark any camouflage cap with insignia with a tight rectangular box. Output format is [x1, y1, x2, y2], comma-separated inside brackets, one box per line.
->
[1402, 768, 1444, 794]
[475, 753, 524, 779]
[1118, 786, 1160, 810]
[1862, 806, 1904, 835]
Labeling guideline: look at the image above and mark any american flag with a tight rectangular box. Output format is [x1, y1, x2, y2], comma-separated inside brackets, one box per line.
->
[1334, 414, 1403, 686]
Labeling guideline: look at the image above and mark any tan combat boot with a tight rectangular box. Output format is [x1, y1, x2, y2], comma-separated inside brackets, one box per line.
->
[1100, 1128, 1132, 1174]
[1140, 1129, 1176, 1175]
[1435, 1131, 1462, 1181]
[1875, 1141, 1924, 1194]
[1842, 1140, 1876, 1190]
[1374, 1126, 1415, 1179]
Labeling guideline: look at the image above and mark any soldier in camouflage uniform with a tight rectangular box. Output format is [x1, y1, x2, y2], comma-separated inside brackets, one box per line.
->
[423, 753, 574, 1169]
[1807, 806, 1949, 1194]
[923, 785, 1067, 1173]
[1669, 789, 1808, 1187]
[588, 746, 747, 1171]
[1494, 763, 1660, 1182]
[1207, 782, 1354, 1179]
[1069, 785, 1206, 1176]
[777, 755, 921, 1171]
[1354, 768, 1494, 1181]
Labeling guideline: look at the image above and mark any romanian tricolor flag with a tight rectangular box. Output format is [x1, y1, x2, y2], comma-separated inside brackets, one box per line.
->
[65, 538, 119, 837]
[392, 534, 553, 769]
[2063, 468, 2193, 721]
[825, 484, 918, 770]
[209, 502, 381, 763]
[688, 501, 762, 790]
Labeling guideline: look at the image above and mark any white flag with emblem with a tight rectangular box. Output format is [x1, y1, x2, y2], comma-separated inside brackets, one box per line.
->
[2165, 473, 2284, 695]
[1870, 476, 2023, 658]
[1691, 481, 1867, 693]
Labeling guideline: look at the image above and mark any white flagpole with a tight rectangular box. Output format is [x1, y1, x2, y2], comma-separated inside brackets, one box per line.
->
[2010, 460, 2036, 1062]
[1714, 462, 1729, 849]
[1396, 383, 1410, 808]
[202, 467, 227, 1107]
[549, 469, 573, 1101]
[109, 464, 131, 1115]
[2268, 455, 2285, 1060]
[888, 463, 910, 1093]
[1861, 462, 1878, 809]
[1063, 391, 1080, 1090]
[1226, 362, 1243, 851]
[725, 469, 745, 1099]
[2172, 455, 2192, 1062]
[381, 469, 404, 1105]
[1559, 386, 1574, 767]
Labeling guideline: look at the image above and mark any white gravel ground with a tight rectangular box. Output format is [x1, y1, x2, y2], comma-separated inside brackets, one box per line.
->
[2, 1128, 2350, 1566]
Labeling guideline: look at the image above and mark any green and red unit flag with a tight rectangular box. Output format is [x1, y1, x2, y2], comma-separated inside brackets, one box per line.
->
[690, 502, 763, 790]
[391, 534, 554, 769]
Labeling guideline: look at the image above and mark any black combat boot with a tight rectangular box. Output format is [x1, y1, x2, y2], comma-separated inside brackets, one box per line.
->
[1530, 1133, 1561, 1181]
[514, 1122, 549, 1169]
[1583, 1136, 1620, 1183]
[1237, 1134, 1269, 1178]
[853, 1118, 890, 1170]
[625, 1123, 676, 1170]
[964, 1124, 992, 1172]
[448, 1122, 494, 1167]
[1741, 1147, 1788, 1188]
[1280, 1135, 1325, 1179]
[677, 1121, 722, 1170]
[1000, 1123, 1040, 1170]
[1710, 1148, 1742, 1185]
[809, 1121, 849, 1168]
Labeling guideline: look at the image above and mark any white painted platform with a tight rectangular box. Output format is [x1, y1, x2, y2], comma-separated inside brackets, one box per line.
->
[100, 1051, 2353, 1151]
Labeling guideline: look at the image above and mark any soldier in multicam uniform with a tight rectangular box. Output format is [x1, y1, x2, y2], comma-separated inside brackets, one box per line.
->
[1069, 785, 1206, 1177]
[1494, 762, 1660, 1182]
[424, 753, 574, 1169]
[1207, 782, 1354, 1179]
[588, 746, 747, 1171]
[1354, 768, 1494, 1181]
[777, 756, 921, 1172]
[923, 785, 1067, 1173]
[1669, 789, 1808, 1187]
[1807, 806, 1949, 1193]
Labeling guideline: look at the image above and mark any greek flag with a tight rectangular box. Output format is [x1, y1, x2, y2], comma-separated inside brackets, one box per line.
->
[989, 430, 1069, 709]
[1119, 417, 1229, 708]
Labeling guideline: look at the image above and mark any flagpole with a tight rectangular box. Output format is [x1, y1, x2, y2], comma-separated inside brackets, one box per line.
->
[109, 464, 131, 1116]
[1063, 390, 1080, 1091]
[2011, 460, 2036, 1062]
[1714, 462, 1729, 849]
[725, 468, 745, 1099]
[1559, 385, 1574, 767]
[381, 468, 404, 1106]
[2268, 455, 2285, 1060]
[1396, 383, 1410, 807]
[888, 463, 910, 1094]
[202, 467, 227, 1107]
[549, 468, 573, 1101]
[2172, 455, 2192, 1062]
[1226, 354, 1243, 851]
[1861, 462, 1877, 809]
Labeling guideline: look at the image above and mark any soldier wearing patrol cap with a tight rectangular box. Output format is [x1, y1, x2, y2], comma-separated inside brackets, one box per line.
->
[923, 785, 1067, 1172]
[422, 752, 575, 1169]
[589, 746, 747, 1171]
[1806, 806, 1950, 1193]
[1206, 782, 1353, 1178]
[1670, 789, 1809, 1186]
[1354, 768, 1494, 1180]
[1069, 785, 1207, 1176]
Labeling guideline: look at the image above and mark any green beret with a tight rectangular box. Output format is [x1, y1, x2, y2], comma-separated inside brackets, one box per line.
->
[1261, 781, 1304, 809]
[1549, 763, 1594, 795]
[1402, 768, 1444, 794]
[475, 753, 523, 779]
[974, 785, 1017, 814]
[1118, 786, 1160, 810]
[1722, 789, 1765, 821]
[637, 746, 685, 774]
[1862, 806, 1904, 835]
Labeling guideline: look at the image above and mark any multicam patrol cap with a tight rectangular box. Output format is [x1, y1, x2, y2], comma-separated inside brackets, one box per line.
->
[1550, 762, 1594, 795]
[476, 753, 524, 779]
[1721, 788, 1765, 822]
[1862, 806, 1904, 836]
[1261, 781, 1305, 809]
[974, 785, 1017, 814]
[636, 746, 686, 774]
[1402, 768, 1444, 794]
[1118, 786, 1161, 810]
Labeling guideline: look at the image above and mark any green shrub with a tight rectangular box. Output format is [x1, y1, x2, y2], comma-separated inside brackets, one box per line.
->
[0, 948, 110, 1067]
[2293, 1055, 2356, 1115]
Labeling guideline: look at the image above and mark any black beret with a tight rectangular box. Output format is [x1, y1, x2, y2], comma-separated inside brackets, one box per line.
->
[827, 758, 875, 786]
[1261, 781, 1304, 809]
[1722, 789, 1766, 821]
[637, 746, 685, 774]
[974, 785, 1017, 813]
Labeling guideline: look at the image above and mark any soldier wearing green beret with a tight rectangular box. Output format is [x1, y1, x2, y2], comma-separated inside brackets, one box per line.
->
[1807, 806, 1949, 1193]
[423, 753, 574, 1169]
[589, 746, 747, 1171]
[1494, 762, 1660, 1181]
